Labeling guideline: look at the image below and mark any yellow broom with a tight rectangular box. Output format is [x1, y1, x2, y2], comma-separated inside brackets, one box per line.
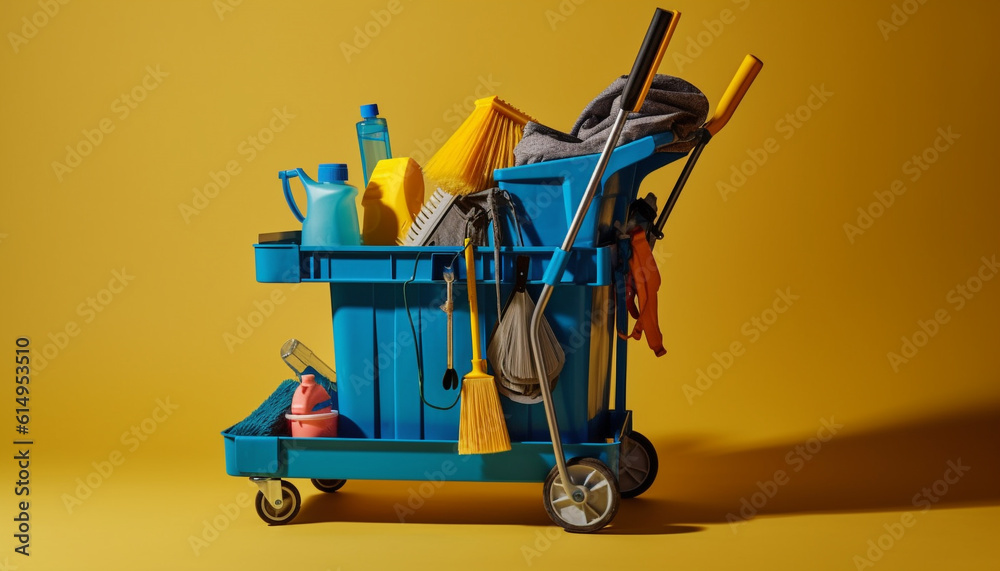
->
[458, 239, 511, 454]
[424, 96, 534, 195]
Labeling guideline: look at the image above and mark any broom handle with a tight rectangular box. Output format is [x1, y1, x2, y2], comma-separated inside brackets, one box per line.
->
[533, 7, 678, 496]
[463, 239, 487, 371]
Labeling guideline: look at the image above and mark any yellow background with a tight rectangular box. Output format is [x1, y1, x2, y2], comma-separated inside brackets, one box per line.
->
[1, 0, 998, 569]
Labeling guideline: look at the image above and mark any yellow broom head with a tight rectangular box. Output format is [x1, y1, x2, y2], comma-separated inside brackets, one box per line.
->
[458, 363, 511, 455]
[424, 96, 534, 195]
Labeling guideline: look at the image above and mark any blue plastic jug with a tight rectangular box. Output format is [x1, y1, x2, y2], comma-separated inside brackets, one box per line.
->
[280, 164, 361, 248]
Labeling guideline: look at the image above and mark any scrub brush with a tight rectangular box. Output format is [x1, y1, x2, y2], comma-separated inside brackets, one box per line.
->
[400, 188, 457, 246]
[423, 96, 534, 195]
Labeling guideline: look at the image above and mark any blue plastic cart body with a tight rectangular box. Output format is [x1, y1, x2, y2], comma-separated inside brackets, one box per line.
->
[223, 132, 681, 521]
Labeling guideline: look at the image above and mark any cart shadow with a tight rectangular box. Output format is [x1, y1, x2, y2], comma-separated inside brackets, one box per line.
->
[294, 482, 552, 526]
[291, 405, 998, 530]
[602, 499, 705, 535]
[647, 404, 1000, 524]
[293, 481, 702, 534]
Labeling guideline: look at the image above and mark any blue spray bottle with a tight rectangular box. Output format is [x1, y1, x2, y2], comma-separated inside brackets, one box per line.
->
[357, 104, 392, 187]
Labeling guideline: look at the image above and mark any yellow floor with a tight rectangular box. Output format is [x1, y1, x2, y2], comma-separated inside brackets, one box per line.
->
[25, 447, 998, 571]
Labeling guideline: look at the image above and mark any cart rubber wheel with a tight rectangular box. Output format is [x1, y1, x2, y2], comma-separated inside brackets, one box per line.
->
[542, 457, 620, 533]
[619, 431, 658, 499]
[254, 480, 301, 525]
[311, 478, 347, 493]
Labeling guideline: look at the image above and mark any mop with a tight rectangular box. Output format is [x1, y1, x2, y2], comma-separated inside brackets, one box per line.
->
[487, 255, 564, 401]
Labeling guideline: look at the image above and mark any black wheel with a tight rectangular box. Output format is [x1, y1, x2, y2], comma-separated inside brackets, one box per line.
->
[542, 457, 620, 533]
[254, 480, 301, 525]
[311, 478, 347, 493]
[619, 431, 658, 499]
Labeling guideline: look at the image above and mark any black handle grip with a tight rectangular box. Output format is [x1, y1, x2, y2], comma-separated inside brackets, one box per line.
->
[621, 8, 676, 113]
[514, 255, 530, 293]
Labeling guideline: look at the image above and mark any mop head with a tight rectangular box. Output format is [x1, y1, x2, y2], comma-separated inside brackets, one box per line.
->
[458, 369, 511, 455]
[424, 96, 534, 195]
[488, 293, 565, 387]
[226, 377, 337, 437]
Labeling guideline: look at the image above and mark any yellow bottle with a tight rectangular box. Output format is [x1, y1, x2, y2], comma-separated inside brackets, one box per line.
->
[361, 157, 425, 245]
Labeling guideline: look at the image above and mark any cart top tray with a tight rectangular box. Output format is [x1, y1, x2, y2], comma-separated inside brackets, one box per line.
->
[254, 244, 611, 286]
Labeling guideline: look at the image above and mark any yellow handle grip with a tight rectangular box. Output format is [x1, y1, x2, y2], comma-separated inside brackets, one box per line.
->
[463, 239, 484, 364]
[704, 54, 763, 137]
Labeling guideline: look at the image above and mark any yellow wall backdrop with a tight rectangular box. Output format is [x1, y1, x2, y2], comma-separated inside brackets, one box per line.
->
[1, 0, 998, 569]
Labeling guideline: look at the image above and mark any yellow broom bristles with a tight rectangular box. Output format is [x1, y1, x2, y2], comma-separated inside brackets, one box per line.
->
[458, 372, 512, 455]
[424, 96, 534, 195]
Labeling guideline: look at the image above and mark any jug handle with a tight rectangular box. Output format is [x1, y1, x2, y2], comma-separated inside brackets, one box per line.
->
[279, 170, 306, 222]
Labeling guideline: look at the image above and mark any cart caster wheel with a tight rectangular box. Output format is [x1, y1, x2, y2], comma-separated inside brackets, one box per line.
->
[619, 431, 658, 499]
[254, 480, 300, 525]
[542, 457, 620, 533]
[311, 478, 347, 493]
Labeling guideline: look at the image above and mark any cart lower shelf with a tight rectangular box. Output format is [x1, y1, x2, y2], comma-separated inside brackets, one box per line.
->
[224, 434, 621, 483]
[223, 409, 636, 483]
[223, 410, 658, 532]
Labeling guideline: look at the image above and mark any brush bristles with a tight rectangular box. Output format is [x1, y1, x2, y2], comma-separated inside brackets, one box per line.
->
[458, 374, 511, 455]
[481, 96, 533, 124]
[401, 188, 455, 246]
[425, 96, 533, 195]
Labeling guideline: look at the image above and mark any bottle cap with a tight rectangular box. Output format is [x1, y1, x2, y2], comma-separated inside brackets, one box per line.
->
[317, 163, 348, 182]
[360, 103, 379, 119]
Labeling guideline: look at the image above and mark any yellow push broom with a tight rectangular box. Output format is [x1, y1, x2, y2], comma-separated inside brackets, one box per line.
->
[424, 96, 534, 195]
[458, 239, 511, 454]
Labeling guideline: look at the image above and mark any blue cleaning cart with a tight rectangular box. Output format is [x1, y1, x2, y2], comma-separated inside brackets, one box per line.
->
[222, 9, 761, 532]
[225, 132, 679, 531]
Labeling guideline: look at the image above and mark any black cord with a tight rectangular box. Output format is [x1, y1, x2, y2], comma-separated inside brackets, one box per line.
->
[403, 248, 469, 411]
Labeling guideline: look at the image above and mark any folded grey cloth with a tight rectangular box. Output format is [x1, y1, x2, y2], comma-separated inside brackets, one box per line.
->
[514, 74, 708, 165]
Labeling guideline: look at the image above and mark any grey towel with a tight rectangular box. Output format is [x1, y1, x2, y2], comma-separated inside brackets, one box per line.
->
[513, 74, 708, 166]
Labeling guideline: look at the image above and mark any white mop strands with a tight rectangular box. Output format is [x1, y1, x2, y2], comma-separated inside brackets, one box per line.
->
[487, 255, 565, 399]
